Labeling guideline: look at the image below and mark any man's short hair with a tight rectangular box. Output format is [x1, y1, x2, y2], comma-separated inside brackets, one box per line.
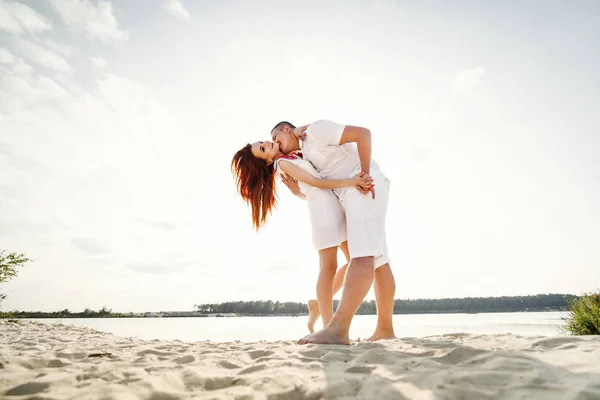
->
[271, 121, 296, 132]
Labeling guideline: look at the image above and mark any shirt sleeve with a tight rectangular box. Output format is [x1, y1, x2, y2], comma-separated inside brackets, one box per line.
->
[307, 120, 346, 146]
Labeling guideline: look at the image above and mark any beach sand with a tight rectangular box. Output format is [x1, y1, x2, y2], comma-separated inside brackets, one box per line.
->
[1, 320, 599, 399]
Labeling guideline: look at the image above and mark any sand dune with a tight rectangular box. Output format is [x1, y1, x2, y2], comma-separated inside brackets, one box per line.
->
[1, 320, 599, 399]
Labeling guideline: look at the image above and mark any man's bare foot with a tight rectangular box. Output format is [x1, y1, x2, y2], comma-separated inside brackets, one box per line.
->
[365, 329, 397, 342]
[307, 300, 320, 333]
[297, 326, 350, 345]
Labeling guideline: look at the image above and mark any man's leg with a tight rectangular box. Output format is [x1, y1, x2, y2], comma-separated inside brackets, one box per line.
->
[298, 256, 374, 345]
[299, 170, 390, 345]
[367, 263, 397, 341]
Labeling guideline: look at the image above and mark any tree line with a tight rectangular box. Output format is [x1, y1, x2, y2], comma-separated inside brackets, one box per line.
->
[195, 294, 576, 316]
[2, 294, 576, 319]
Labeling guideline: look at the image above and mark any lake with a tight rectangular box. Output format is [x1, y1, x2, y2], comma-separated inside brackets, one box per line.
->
[30, 311, 567, 342]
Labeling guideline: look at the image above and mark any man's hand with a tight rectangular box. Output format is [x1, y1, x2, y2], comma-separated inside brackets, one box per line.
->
[281, 174, 305, 199]
[355, 171, 375, 199]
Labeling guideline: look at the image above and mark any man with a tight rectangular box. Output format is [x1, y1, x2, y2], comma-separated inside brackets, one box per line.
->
[272, 120, 396, 345]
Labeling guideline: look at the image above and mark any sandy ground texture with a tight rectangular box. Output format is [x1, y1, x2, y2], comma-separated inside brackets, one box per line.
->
[1, 320, 600, 399]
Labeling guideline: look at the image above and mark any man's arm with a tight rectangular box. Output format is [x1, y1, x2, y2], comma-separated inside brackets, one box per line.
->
[339, 126, 372, 175]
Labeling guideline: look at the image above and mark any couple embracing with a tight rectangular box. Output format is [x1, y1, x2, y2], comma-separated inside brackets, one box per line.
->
[232, 119, 396, 345]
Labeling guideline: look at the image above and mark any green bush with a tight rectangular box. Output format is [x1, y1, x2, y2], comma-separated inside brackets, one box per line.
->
[565, 291, 600, 335]
[1, 250, 31, 313]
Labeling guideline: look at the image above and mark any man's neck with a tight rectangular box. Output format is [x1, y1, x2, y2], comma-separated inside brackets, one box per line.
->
[289, 137, 301, 151]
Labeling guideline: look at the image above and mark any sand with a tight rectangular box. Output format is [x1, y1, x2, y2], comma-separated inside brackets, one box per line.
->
[1, 320, 600, 399]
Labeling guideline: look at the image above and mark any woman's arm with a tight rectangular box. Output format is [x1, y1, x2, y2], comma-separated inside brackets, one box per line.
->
[280, 173, 306, 200]
[278, 160, 371, 190]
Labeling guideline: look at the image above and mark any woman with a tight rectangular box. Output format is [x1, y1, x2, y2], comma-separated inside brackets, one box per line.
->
[231, 138, 372, 332]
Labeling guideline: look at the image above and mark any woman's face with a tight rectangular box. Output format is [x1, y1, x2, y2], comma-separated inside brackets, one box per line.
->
[251, 140, 280, 164]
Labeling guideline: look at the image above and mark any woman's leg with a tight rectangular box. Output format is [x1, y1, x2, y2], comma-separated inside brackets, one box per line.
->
[331, 241, 351, 295]
[307, 191, 348, 332]
[308, 244, 348, 332]
[308, 246, 338, 333]
[307, 300, 320, 334]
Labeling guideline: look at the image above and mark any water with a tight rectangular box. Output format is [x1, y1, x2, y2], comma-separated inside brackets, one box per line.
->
[30, 311, 567, 342]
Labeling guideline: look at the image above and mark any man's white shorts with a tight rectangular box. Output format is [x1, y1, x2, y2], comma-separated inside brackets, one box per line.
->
[339, 168, 390, 268]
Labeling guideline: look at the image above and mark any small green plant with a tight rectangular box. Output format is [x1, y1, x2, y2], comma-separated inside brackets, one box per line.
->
[564, 291, 600, 335]
[1, 250, 31, 313]
[1, 251, 30, 283]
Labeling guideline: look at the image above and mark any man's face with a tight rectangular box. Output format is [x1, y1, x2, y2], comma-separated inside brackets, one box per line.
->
[271, 125, 295, 154]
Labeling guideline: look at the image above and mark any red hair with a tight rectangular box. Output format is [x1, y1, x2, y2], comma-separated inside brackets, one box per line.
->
[231, 143, 277, 230]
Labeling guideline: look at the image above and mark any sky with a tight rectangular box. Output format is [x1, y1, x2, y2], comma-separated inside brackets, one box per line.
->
[1, 0, 599, 313]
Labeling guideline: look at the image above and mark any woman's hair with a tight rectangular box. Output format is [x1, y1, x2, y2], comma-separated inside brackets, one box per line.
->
[231, 143, 277, 230]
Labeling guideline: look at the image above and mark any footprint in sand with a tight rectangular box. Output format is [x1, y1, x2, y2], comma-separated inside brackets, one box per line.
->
[353, 348, 408, 365]
[136, 349, 173, 357]
[173, 355, 195, 364]
[47, 359, 70, 368]
[531, 337, 583, 349]
[299, 349, 330, 359]
[54, 351, 88, 360]
[5, 382, 50, 396]
[237, 364, 268, 375]
[182, 370, 245, 391]
[435, 347, 489, 365]
[247, 350, 274, 360]
[345, 365, 376, 374]
[218, 360, 242, 369]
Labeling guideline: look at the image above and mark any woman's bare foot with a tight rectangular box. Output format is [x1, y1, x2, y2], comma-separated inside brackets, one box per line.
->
[365, 329, 397, 342]
[297, 326, 350, 345]
[307, 300, 320, 333]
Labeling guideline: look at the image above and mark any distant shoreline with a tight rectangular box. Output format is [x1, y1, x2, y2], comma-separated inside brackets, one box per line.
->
[4, 308, 569, 319]
[2, 294, 575, 319]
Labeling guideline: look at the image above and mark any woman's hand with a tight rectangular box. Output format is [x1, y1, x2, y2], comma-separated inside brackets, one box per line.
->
[293, 125, 310, 140]
[353, 172, 376, 199]
[350, 172, 373, 188]
[281, 173, 305, 199]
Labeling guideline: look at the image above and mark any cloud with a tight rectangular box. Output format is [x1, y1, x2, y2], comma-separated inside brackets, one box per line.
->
[409, 145, 430, 163]
[49, 0, 128, 46]
[0, 216, 62, 237]
[0, 0, 52, 35]
[136, 218, 178, 231]
[452, 67, 485, 93]
[97, 72, 153, 112]
[90, 55, 107, 68]
[0, 56, 70, 114]
[0, 48, 17, 64]
[71, 238, 110, 255]
[36, 38, 72, 57]
[0, 147, 47, 175]
[163, 0, 190, 21]
[17, 39, 72, 73]
[373, 0, 397, 9]
[126, 263, 188, 274]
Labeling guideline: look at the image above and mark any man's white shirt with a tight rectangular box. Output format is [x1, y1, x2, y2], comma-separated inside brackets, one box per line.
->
[299, 120, 381, 181]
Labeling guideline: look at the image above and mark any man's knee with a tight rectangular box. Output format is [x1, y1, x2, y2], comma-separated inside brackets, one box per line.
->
[351, 256, 374, 269]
